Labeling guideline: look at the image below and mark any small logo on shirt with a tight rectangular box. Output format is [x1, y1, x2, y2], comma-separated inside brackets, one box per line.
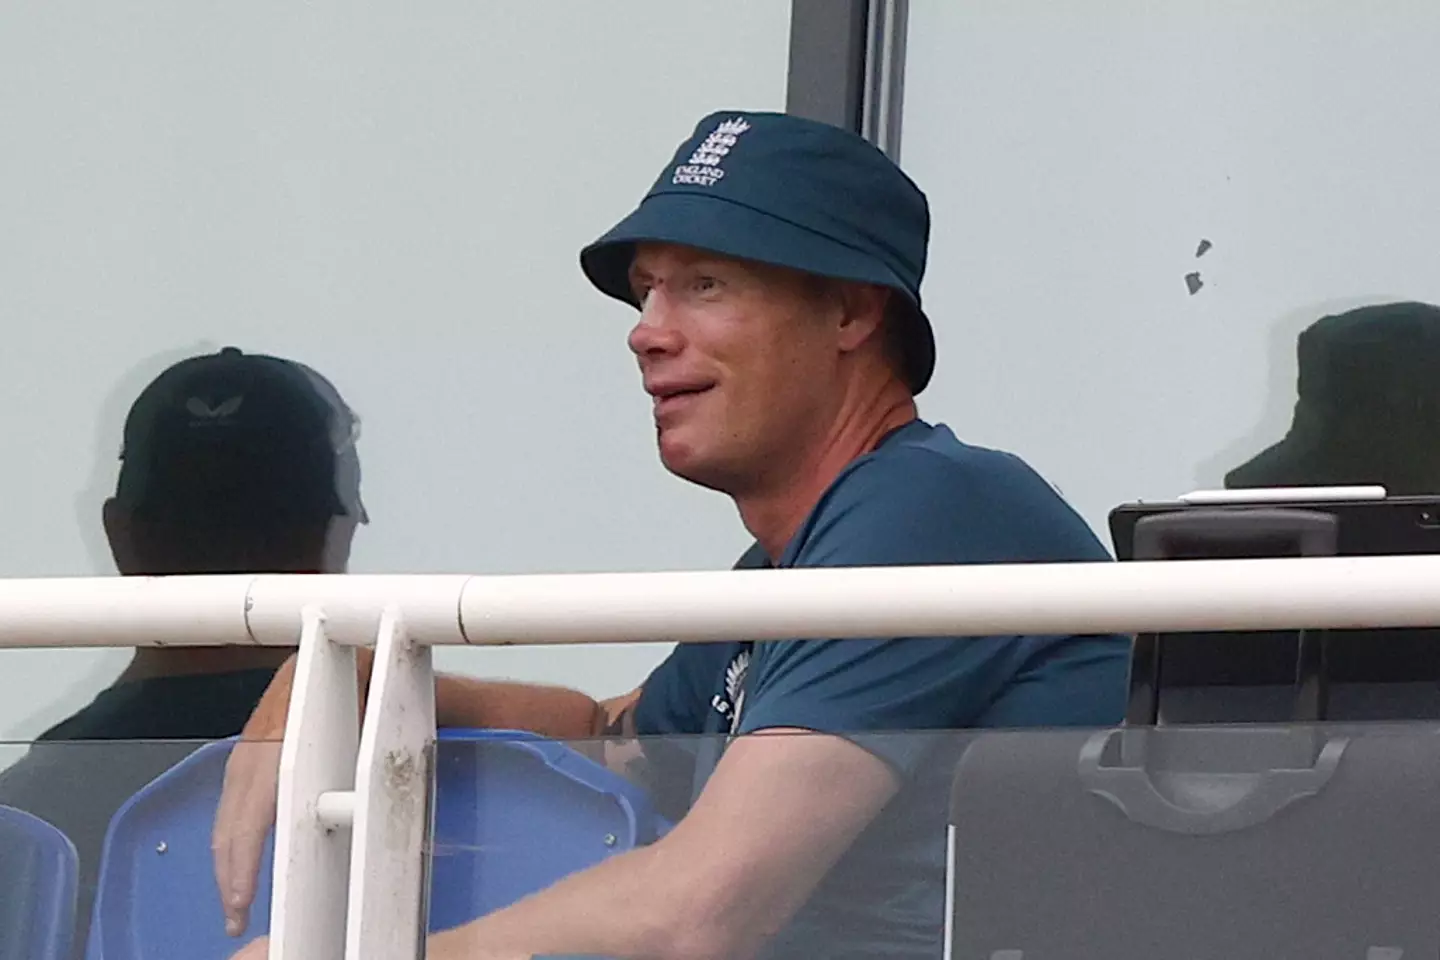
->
[673, 116, 750, 188]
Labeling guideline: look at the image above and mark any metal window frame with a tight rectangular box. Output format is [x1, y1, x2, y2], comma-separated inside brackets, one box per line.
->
[786, 0, 909, 160]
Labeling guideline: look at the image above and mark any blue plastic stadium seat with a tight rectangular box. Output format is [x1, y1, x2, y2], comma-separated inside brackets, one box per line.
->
[84, 730, 667, 958]
[428, 728, 668, 931]
[82, 740, 273, 960]
[0, 803, 79, 960]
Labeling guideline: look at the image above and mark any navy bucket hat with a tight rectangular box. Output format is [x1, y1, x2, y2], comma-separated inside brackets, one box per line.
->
[579, 110, 936, 394]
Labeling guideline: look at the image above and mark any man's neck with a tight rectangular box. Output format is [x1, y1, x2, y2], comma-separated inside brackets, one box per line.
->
[738, 390, 918, 561]
[118, 646, 296, 684]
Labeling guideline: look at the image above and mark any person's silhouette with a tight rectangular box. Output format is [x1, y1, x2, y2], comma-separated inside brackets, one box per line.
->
[1229, 301, 1440, 494]
[0, 346, 366, 956]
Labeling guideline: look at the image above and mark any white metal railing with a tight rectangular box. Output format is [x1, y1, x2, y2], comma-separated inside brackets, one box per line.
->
[6, 554, 1440, 958]
[7, 554, 1440, 650]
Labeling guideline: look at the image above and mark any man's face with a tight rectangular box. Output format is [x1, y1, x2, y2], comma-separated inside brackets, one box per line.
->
[626, 243, 841, 495]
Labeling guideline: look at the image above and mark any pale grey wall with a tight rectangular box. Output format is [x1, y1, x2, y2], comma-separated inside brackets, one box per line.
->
[0, 1, 792, 741]
[901, 0, 1440, 536]
[10, 0, 1439, 746]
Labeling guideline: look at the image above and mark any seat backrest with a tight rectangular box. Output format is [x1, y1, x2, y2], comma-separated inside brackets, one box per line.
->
[1109, 498, 1440, 726]
[427, 728, 668, 930]
[1140, 625, 1440, 724]
[84, 730, 667, 958]
[83, 739, 272, 959]
[0, 804, 79, 960]
[945, 725, 1440, 960]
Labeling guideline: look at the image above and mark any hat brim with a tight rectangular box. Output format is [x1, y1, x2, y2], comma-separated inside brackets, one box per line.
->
[1225, 437, 1318, 490]
[579, 192, 936, 394]
[1225, 425, 1435, 495]
[1225, 418, 1367, 491]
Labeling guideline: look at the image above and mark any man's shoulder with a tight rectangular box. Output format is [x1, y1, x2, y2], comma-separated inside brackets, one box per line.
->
[36, 682, 145, 742]
[791, 420, 1110, 567]
[851, 420, 1068, 503]
[39, 669, 277, 743]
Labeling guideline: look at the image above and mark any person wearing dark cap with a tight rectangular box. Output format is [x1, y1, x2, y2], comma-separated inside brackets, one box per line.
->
[220, 112, 1128, 960]
[1228, 301, 1440, 494]
[0, 346, 365, 957]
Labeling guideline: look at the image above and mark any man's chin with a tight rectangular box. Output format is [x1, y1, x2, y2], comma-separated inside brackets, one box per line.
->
[656, 439, 730, 494]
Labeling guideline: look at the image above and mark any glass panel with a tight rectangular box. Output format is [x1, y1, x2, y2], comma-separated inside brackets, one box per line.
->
[423, 721, 1440, 960]
[0, 0, 791, 744]
[899, 2, 1440, 534]
[4, 722, 1433, 959]
[0, 736, 278, 960]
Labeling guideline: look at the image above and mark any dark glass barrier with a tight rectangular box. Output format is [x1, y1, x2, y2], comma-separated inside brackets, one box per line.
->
[4, 721, 1437, 960]
[426, 722, 1440, 960]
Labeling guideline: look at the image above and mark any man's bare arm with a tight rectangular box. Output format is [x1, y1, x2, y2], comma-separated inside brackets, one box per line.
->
[426, 727, 899, 960]
[271, 648, 618, 738]
[213, 649, 642, 935]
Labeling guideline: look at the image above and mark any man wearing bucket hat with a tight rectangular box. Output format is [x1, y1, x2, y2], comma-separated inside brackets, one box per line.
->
[0, 346, 366, 959]
[220, 112, 1129, 960]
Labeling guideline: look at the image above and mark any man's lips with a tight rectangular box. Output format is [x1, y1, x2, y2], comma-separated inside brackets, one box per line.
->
[648, 382, 714, 416]
[645, 378, 714, 398]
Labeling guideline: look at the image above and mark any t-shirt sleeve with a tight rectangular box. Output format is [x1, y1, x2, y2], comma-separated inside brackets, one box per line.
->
[733, 447, 1118, 776]
[633, 643, 731, 737]
[634, 541, 770, 737]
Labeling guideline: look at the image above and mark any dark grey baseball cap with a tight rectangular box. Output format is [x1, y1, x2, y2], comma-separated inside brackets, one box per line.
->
[116, 347, 367, 524]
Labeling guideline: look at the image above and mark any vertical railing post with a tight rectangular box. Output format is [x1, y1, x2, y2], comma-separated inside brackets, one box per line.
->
[269, 606, 360, 960]
[345, 605, 437, 960]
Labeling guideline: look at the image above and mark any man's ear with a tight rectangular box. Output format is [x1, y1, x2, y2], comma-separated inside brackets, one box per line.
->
[101, 498, 139, 574]
[835, 283, 890, 353]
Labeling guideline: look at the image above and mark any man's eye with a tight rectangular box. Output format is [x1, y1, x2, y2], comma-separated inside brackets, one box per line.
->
[694, 276, 720, 292]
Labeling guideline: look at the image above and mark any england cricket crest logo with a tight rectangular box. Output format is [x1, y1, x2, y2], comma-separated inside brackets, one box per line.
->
[672, 116, 752, 187]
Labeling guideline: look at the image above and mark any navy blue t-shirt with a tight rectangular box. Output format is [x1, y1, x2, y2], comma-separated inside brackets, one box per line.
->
[633, 420, 1131, 959]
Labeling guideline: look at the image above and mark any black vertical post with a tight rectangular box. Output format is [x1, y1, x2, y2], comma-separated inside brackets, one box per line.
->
[785, 0, 870, 135]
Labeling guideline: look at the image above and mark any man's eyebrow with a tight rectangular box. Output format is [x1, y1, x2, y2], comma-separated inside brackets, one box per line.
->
[688, 257, 747, 279]
[627, 262, 654, 289]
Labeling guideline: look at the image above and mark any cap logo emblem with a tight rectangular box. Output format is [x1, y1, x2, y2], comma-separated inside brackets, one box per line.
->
[185, 395, 244, 421]
[672, 116, 751, 188]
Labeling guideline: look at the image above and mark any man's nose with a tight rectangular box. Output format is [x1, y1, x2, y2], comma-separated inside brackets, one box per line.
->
[627, 291, 685, 358]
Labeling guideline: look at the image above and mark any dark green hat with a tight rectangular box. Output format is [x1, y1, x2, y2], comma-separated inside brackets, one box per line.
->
[1227, 302, 1440, 494]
